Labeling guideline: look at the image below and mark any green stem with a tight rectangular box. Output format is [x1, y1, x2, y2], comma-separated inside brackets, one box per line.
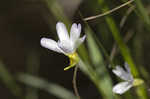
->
[78, 60, 108, 98]
[105, 17, 139, 76]
[97, 0, 148, 98]
[97, 0, 138, 77]
[134, 0, 150, 26]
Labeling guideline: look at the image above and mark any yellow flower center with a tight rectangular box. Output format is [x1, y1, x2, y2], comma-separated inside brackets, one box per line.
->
[64, 52, 79, 71]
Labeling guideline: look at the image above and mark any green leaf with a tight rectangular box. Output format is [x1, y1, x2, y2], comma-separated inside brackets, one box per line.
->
[85, 27, 114, 99]
[18, 74, 76, 99]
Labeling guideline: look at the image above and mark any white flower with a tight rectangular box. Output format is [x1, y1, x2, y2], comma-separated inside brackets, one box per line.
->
[40, 22, 86, 55]
[112, 63, 144, 95]
[40, 22, 86, 70]
[112, 62, 134, 94]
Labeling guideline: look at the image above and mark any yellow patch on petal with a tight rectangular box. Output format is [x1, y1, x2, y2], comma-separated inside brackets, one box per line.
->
[133, 78, 144, 86]
[64, 52, 79, 71]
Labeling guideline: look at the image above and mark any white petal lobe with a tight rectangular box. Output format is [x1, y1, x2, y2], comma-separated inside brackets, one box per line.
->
[113, 81, 133, 94]
[124, 62, 131, 73]
[40, 38, 63, 53]
[57, 40, 74, 54]
[73, 35, 86, 50]
[79, 35, 86, 43]
[70, 23, 81, 43]
[112, 66, 132, 81]
[56, 22, 69, 42]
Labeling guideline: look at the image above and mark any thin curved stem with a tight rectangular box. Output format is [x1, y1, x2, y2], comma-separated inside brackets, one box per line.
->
[84, 0, 134, 21]
[72, 65, 80, 99]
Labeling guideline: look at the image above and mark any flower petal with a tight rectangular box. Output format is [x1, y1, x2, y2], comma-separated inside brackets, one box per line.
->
[40, 38, 63, 53]
[124, 62, 131, 73]
[113, 81, 133, 94]
[56, 22, 69, 42]
[57, 40, 74, 54]
[112, 65, 133, 81]
[73, 35, 86, 50]
[124, 62, 133, 80]
[70, 23, 81, 43]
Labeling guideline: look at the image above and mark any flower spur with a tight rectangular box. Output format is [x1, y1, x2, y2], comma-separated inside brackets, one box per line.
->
[40, 22, 86, 70]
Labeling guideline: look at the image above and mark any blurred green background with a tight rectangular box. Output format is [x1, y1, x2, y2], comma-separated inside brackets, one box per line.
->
[0, 0, 150, 99]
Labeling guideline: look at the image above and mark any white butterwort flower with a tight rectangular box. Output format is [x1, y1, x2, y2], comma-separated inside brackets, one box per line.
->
[112, 63, 143, 94]
[40, 22, 86, 70]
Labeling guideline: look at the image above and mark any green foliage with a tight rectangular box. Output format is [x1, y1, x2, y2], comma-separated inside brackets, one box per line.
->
[0, 0, 150, 99]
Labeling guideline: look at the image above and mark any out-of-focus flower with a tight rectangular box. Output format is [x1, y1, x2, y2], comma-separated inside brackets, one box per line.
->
[40, 22, 86, 70]
[112, 63, 143, 94]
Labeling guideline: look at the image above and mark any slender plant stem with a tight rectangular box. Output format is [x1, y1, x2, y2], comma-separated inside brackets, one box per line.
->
[120, 5, 135, 28]
[73, 65, 80, 99]
[110, 30, 134, 61]
[84, 0, 134, 21]
[96, 0, 148, 98]
[134, 0, 150, 26]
